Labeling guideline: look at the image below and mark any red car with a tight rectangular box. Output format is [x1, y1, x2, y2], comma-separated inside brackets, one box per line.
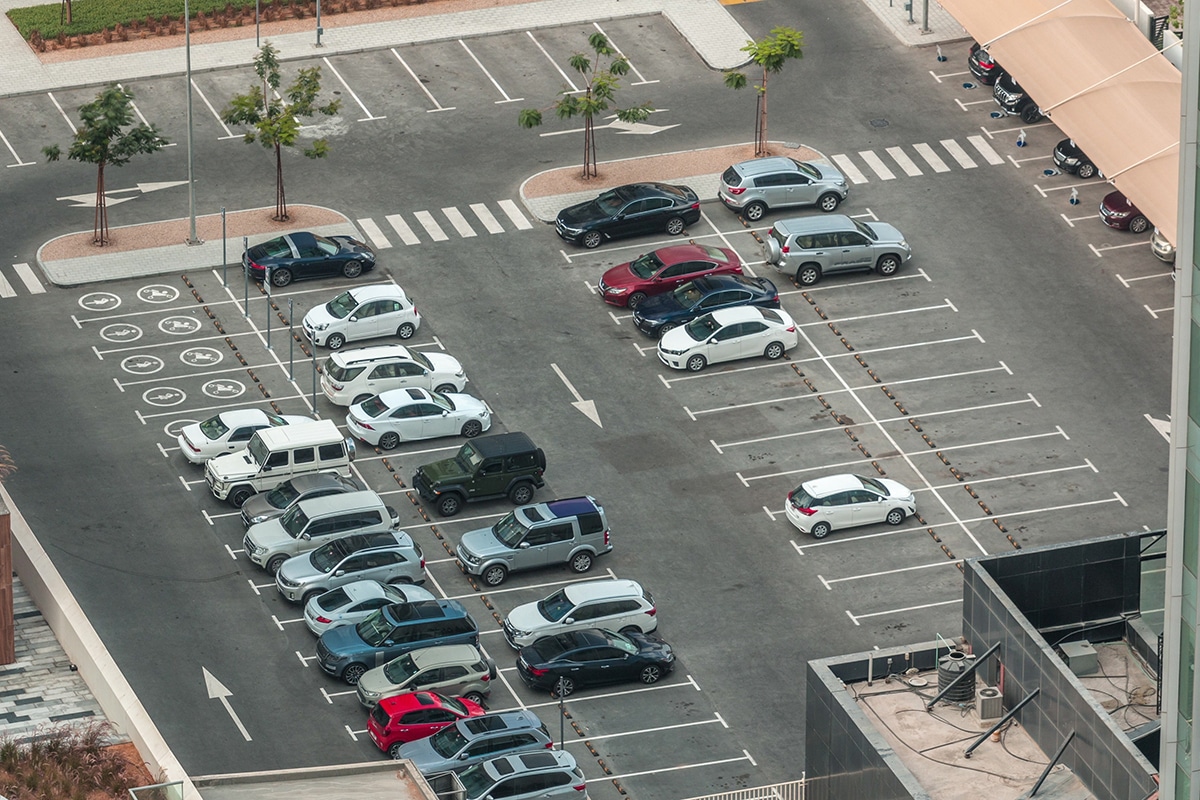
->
[598, 243, 744, 309]
[1099, 190, 1150, 234]
[367, 691, 484, 756]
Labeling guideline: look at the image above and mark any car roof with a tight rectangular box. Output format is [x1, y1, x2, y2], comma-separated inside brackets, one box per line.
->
[484, 749, 576, 778]
[646, 243, 734, 265]
[563, 579, 643, 604]
[541, 496, 601, 519]
[288, 472, 358, 492]
[802, 474, 869, 496]
[707, 306, 777, 325]
[773, 215, 858, 236]
[731, 156, 799, 176]
[613, 182, 687, 201]
[296, 489, 383, 515]
[379, 690, 451, 713]
[214, 408, 271, 426]
[409, 643, 483, 667]
[458, 710, 544, 738]
[466, 432, 538, 458]
[286, 231, 320, 248]
[693, 274, 769, 293]
[339, 579, 390, 603]
[329, 344, 416, 366]
[385, 598, 469, 624]
[347, 283, 407, 302]
[376, 387, 435, 406]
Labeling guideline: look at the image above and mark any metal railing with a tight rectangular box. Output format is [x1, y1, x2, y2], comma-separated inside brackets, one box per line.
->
[681, 778, 806, 800]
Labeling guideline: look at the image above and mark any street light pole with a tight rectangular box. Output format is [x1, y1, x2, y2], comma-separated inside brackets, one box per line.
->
[184, 0, 200, 245]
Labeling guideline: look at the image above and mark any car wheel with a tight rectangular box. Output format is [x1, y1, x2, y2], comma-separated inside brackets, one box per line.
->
[326, 333, 346, 350]
[582, 231, 603, 249]
[743, 201, 766, 222]
[797, 264, 821, 286]
[343, 260, 364, 278]
[397, 323, 416, 340]
[639, 664, 663, 685]
[1129, 216, 1150, 234]
[388, 743, 404, 760]
[665, 217, 686, 236]
[1020, 104, 1042, 124]
[657, 322, 677, 337]
[228, 487, 253, 508]
[685, 354, 706, 372]
[387, 576, 414, 586]
[437, 494, 463, 517]
[434, 384, 457, 395]
[627, 292, 647, 310]
[509, 482, 535, 505]
[301, 590, 321, 606]
[463, 691, 486, 705]
[876, 254, 901, 276]
[886, 508, 907, 526]
[342, 663, 367, 685]
[810, 521, 832, 539]
[818, 193, 841, 212]
[352, 394, 372, 405]
[552, 677, 575, 698]
[1077, 162, 1096, 179]
[270, 268, 293, 287]
[266, 555, 287, 576]
[482, 564, 508, 587]
[619, 625, 642, 635]
[461, 420, 484, 438]
[569, 551, 593, 574]
[764, 342, 785, 360]
[378, 432, 401, 450]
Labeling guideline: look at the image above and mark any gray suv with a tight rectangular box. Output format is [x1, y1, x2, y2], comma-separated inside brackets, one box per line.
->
[396, 710, 552, 773]
[764, 215, 911, 287]
[456, 751, 586, 800]
[243, 490, 399, 575]
[455, 496, 610, 587]
[718, 156, 848, 221]
[275, 530, 425, 604]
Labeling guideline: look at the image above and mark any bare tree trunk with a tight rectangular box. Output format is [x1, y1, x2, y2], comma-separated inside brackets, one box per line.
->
[274, 142, 288, 221]
[581, 116, 597, 179]
[94, 161, 108, 245]
[756, 69, 769, 157]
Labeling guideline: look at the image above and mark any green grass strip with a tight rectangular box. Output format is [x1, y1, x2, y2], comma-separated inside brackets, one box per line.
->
[7, 0, 282, 40]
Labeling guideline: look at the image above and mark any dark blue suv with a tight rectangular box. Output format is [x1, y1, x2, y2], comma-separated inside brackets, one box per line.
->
[317, 599, 479, 684]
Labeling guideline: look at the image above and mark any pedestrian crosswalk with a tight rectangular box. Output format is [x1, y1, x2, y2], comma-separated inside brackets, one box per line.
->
[356, 198, 537, 250]
[0, 263, 46, 299]
[829, 136, 1004, 184]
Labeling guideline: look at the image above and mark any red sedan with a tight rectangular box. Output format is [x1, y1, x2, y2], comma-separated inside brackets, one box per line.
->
[367, 691, 484, 755]
[598, 243, 744, 309]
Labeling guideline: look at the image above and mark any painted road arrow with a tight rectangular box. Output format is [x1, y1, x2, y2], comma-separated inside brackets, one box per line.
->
[57, 180, 189, 207]
[609, 119, 680, 135]
[550, 363, 601, 427]
[1144, 413, 1170, 443]
[203, 667, 252, 741]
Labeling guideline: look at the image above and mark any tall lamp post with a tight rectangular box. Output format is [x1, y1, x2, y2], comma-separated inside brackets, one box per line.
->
[184, 0, 200, 245]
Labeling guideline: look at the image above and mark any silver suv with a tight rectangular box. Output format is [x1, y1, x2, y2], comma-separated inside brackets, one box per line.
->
[456, 751, 586, 800]
[243, 490, 399, 575]
[396, 710, 552, 773]
[275, 530, 424, 604]
[718, 156, 848, 221]
[356, 643, 496, 708]
[764, 215, 911, 287]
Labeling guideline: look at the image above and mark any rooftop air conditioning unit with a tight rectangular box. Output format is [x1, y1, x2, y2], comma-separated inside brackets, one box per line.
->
[977, 686, 1003, 724]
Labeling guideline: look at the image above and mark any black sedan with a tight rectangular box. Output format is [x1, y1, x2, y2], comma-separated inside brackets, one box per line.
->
[632, 274, 780, 337]
[516, 628, 674, 697]
[243, 232, 377, 287]
[555, 182, 701, 249]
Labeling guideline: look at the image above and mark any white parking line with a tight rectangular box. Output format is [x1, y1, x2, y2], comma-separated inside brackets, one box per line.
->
[605, 754, 754, 782]
[117, 83, 177, 147]
[1089, 240, 1147, 257]
[444, 569, 617, 602]
[527, 31, 580, 92]
[190, 79, 239, 139]
[498, 199, 534, 230]
[826, 559, 962, 586]
[1007, 153, 1052, 168]
[442, 207, 477, 238]
[139, 393, 310, 421]
[391, 48, 456, 112]
[592, 23, 657, 85]
[1117, 271, 1174, 286]
[12, 263, 43, 293]
[831, 153, 868, 184]
[459, 39, 524, 104]
[912, 143, 950, 173]
[413, 210, 449, 242]
[1034, 180, 1095, 196]
[858, 150, 896, 180]
[356, 218, 392, 249]
[470, 203, 504, 234]
[954, 97, 995, 111]
[846, 599, 962, 626]
[48, 92, 77, 134]
[322, 56, 385, 121]
[885, 147, 922, 177]
[117, 361, 288, 388]
[967, 134, 1004, 165]
[385, 214, 421, 246]
[930, 68, 969, 83]
[0, 128, 34, 167]
[1061, 212, 1098, 228]
[940, 139, 977, 169]
[0, 274, 15, 298]
[559, 716, 725, 743]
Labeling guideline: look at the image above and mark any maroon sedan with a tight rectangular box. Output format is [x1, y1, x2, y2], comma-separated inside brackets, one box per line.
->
[1099, 190, 1150, 234]
[598, 243, 744, 309]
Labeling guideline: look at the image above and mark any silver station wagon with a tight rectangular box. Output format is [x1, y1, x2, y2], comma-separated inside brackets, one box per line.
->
[764, 215, 911, 287]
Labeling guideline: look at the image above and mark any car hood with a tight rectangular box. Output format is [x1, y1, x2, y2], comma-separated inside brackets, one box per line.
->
[276, 552, 324, 583]
[319, 623, 371, 657]
[207, 449, 258, 479]
[864, 222, 907, 245]
[357, 663, 400, 698]
[246, 519, 292, 552]
[505, 601, 552, 636]
[304, 303, 339, 328]
[634, 290, 684, 319]
[395, 736, 442, 771]
[557, 200, 604, 227]
[878, 478, 915, 502]
[811, 161, 845, 185]
[240, 494, 285, 523]
[416, 456, 468, 485]
[442, 393, 490, 416]
[330, 236, 376, 259]
[625, 630, 673, 660]
[424, 352, 465, 378]
[658, 324, 702, 352]
[600, 262, 644, 291]
[458, 527, 509, 559]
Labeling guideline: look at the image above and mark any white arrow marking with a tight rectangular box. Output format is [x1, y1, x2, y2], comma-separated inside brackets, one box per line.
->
[203, 667, 252, 741]
[57, 180, 188, 207]
[609, 120, 680, 135]
[1144, 413, 1170, 442]
[550, 363, 601, 427]
[137, 180, 189, 193]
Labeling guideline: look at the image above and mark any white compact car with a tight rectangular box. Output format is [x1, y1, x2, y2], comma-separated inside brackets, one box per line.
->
[321, 345, 468, 406]
[177, 408, 310, 464]
[785, 473, 916, 538]
[657, 305, 798, 372]
[303, 284, 420, 350]
[304, 579, 435, 636]
[347, 388, 492, 449]
[502, 579, 657, 649]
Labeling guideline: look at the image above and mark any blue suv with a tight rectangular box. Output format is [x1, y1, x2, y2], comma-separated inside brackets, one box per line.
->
[317, 599, 479, 684]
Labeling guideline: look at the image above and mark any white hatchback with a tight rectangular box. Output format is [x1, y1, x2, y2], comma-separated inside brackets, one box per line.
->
[303, 284, 420, 350]
[502, 579, 656, 649]
[177, 408, 311, 464]
[347, 388, 492, 449]
[657, 305, 798, 372]
[304, 579, 435, 636]
[785, 473, 916, 538]
[321, 345, 468, 406]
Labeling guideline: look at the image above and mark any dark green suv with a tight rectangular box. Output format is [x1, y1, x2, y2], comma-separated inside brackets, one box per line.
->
[412, 432, 546, 517]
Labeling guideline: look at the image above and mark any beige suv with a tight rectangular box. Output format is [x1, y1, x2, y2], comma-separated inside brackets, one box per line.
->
[356, 644, 496, 707]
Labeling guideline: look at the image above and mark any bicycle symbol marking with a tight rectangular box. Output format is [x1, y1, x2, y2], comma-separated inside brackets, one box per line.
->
[202, 379, 245, 399]
[142, 387, 186, 407]
[180, 347, 223, 366]
[159, 316, 202, 335]
[138, 285, 179, 304]
[79, 292, 121, 311]
[120, 354, 165, 375]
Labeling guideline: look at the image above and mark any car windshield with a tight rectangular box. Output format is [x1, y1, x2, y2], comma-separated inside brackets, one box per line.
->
[309, 542, 344, 573]
[359, 396, 389, 418]
[457, 442, 484, 471]
[382, 653, 418, 684]
[853, 219, 877, 241]
[608, 630, 638, 654]
[536, 588, 574, 622]
[457, 762, 496, 800]
[672, 282, 702, 306]
[429, 723, 470, 758]
[323, 359, 364, 382]
[432, 393, 455, 412]
[280, 505, 311, 538]
[491, 512, 530, 547]
[628, 252, 664, 279]
[792, 159, 820, 180]
[858, 475, 888, 495]
[441, 695, 469, 715]
[594, 190, 623, 215]
[198, 414, 231, 440]
[266, 413, 289, 426]
[325, 291, 358, 320]
[409, 351, 433, 370]
[682, 313, 720, 342]
[314, 235, 340, 256]
[265, 481, 301, 509]
[245, 435, 268, 466]
[356, 610, 395, 647]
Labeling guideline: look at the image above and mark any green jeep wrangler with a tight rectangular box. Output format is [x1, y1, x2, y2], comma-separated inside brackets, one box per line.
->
[412, 432, 547, 517]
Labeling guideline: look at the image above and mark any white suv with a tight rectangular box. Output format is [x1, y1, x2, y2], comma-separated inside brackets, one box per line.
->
[321, 345, 468, 406]
[502, 579, 656, 648]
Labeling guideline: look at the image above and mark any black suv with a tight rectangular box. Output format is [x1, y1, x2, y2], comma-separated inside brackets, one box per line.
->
[412, 432, 547, 517]
[967, 42, 1003, 85]
[993, 72, 1043, 123]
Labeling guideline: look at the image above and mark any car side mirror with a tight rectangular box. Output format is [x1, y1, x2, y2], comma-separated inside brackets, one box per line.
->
[563, 617, 575, 625]
[349, 315, 359, 322]
[519, 542, 530, 549]
[708, 337, 718, 344]
[301, 533, 311, 540]
[458, 753, 469, 760]
[335, 569, 345, 576]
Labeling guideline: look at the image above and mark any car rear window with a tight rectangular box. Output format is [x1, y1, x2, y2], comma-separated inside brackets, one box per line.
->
[324, 360, 365, 382]
[699, 245, 728, 261]
[759, 308, 784, 325]
[317, 588, 349, 610]
[721, 166, 742, 186]
[531, 636, 569, 661]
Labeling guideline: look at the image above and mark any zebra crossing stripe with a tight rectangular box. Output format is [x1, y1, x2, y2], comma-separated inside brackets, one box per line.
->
[442, 207, 477, 238]
[0, 273, 14, 298]
[967, 135, 1005, 165]
[12, 263, 44, 294]
[386, 215, 420, 246]
[858, 150, 896, 181]
[357, 218, 392, 249]
[414, 211, 449, 242]
[498, 200, 534, 230]
[885, 147, 922, 177]
[831, 154, 868, 184]
[940, 139, 978, 169]
[470, 203, 504, 234]
[913, 143, 950, 173]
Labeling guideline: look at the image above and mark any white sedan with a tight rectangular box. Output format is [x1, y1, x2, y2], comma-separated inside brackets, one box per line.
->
[302, 283, 420, 350]
[657, 306, 799, 371]
[304, 580, 435, 636]
[346, 387, 492, 449]
[177, 408, 311, 464]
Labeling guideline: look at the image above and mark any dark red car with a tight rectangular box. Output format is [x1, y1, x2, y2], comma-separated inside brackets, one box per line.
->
[598, 243, 744, 309]
[367, 691, 484, 756]
[1099, 191, 1150, 234]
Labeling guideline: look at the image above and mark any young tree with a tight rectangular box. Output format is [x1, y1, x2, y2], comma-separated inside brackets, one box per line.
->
[518, 32, 653, 179]
[42, 84, 168, 246]
[222, 43, 341, 221]
[724, 27, 804, 157]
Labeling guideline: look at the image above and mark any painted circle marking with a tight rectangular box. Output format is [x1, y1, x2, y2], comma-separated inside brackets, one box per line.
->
[120, 354, 164, 375]
[202, 379, 246, 399]
[159, 316, 202, 335]
[180, 347, 224, 367]
[164, 419, 195, 437]
[138, 285, 180, 304]
[142, 387, 186, 407]
[78, 292, 121, 311]
[100, 323, 143, 343]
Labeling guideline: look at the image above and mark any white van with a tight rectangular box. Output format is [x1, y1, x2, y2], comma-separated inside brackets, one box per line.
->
[205, 419, 355, 507]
